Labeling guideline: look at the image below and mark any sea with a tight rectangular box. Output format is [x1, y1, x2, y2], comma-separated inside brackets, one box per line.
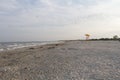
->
[0, 41, 61, 52]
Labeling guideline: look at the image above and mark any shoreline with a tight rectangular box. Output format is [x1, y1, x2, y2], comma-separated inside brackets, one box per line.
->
[0, 40, 64, 53]
[0, 40, 119, 54]
[0, 40, 119, 52]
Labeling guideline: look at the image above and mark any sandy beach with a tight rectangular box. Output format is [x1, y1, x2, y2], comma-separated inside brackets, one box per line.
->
[0, 40, 120, 80]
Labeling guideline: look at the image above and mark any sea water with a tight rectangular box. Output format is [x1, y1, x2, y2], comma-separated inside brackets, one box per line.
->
[0, 41, 61, 52]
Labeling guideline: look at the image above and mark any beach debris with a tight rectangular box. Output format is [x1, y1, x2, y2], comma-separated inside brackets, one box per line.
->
[47, 47, 55, 49]
[40, 46, 43, 48]
[29, 47, 35, 50]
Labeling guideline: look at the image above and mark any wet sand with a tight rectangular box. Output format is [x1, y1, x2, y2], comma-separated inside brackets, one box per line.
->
[0, 40, 120, 80]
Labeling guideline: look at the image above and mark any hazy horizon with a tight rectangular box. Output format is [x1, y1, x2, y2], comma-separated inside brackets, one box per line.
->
[0, 0, 120, 42]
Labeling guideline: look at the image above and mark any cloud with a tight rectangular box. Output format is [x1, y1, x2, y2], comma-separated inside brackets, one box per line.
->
[1, 0, 120, 27]
[1, 0, 120, 41]
[0, 0, 108, 24]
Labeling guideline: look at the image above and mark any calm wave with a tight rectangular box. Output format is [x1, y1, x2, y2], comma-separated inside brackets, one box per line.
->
[0, 41, 61, 52]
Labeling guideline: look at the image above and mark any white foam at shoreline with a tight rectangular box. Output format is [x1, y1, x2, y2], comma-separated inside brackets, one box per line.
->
[0, 49, 4, 52]
[0, 41, 63, 52]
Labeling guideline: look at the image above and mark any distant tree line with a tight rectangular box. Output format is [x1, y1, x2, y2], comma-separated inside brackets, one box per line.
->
[90, 35, 120, 41]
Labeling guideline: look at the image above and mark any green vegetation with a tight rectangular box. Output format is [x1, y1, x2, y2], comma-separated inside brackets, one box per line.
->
[90, 35, 120, 41]
[113, 35, 119, 40]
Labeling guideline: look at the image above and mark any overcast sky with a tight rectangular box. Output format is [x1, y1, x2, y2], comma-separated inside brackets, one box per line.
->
[0, 0, 120, 42]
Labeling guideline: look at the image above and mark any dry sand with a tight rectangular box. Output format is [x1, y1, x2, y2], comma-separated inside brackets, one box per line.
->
[0, 40, 120, 80]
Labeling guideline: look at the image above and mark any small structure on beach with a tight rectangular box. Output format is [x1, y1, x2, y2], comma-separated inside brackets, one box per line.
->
[85, 34, 90, 40]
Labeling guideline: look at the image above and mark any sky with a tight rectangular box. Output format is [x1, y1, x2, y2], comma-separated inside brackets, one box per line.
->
[0, 0, 120, 42]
